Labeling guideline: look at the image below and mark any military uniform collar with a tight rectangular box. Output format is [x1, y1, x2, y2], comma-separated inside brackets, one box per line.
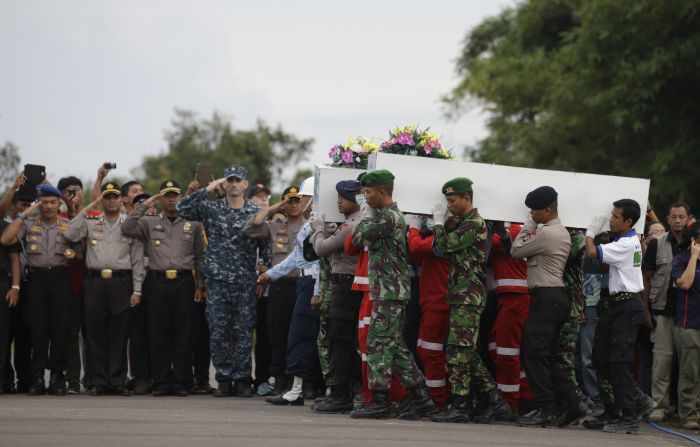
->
[99, 213, 126, 225]
[159, 212, 183, 223]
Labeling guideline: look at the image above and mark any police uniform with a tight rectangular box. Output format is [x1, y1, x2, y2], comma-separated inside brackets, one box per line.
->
[0, 219, 21, 394]
[310, 180, 362, 412]
[9, 184, 81, 395]
[244, 185, 305, 394]
[176, 166, 270, 396]
[510, 186, 580, 425]
[121, 180, 205, 395]
[64, 182, 146, 394]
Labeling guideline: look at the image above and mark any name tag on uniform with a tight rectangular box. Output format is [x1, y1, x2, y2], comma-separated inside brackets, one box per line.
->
[183, 222, 192, 233]
[154, 224, 164, 231]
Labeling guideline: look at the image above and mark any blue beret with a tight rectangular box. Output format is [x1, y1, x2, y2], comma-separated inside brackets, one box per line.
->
[525, 186, 558, 210]
[37, 184, 62, 199]
[336, 180, 361, 203]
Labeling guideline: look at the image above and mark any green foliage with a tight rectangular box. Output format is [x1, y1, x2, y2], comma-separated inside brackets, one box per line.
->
[136, 109, 314, 196]
[0, 141, 21, 191]
[446, 0, 700, 213]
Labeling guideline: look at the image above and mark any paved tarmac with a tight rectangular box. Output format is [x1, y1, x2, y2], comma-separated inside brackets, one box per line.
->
[0, 394, 695, 447]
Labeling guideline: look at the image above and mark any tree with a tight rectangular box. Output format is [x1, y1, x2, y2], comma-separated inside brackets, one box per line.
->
[136, 109, 314, 196]
[445, 0, 700, 214]
[0, 142, 21, 192]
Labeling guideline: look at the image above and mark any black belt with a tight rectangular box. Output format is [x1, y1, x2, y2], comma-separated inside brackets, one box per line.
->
[27, 266, 69, 275]
[148, 269, 192, 280]
[278, 277, 299, 284]
[87, 269, 132, 279]
[330, 273, 354, 284]
[610, 292, 640, 304]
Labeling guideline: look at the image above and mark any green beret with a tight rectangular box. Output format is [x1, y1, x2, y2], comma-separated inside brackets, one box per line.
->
[442, 177, 473, 196]
[361, 169, 395, 187]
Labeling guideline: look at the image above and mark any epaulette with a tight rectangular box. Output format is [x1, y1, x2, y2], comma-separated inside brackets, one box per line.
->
[86, 214, 99, 220]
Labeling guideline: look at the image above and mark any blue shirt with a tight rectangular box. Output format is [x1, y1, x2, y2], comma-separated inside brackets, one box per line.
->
[268, 222, 320, 294]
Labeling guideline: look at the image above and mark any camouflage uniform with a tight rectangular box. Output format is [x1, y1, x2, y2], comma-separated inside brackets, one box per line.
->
[176, 188, 270, 382]
[352, 203, 423, 390]
[316, 257, 332, 382]
[434, 208, 495, 396]
[558, 231, 586, 384]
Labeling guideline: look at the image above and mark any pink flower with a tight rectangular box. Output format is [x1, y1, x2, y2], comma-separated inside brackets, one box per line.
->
[341, 150, 354, 164]
[381, 138, 396, 148]
[328, 145, 340, 157]
[395, 133, 415, 146]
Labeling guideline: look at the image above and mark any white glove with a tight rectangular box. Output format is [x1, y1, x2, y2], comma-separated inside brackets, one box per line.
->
[361, 201, 376, 219]
[586, 214, 609, 238]
[523, 215, 536, 232]
[431, 202, 449, 226]
[404, 214, 426, 230]
[311, 212, 326, 232]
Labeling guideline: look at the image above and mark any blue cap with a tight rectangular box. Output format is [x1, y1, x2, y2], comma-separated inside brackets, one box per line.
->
[37, 184, 62, 198]
[224, 165, 247, 180]
[336, 180, 361, 203]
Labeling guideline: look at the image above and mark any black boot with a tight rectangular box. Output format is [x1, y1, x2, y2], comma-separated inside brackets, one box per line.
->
[430, 394, 473, 423]
[234, 379, 253, 397]
[603, 409, 639, 435]
[583, 403, 621, 430]
[399, 385, 438, 420]
[214, 380, 233, 397]
[557, 398, 591, 427]
[350, 390, 390, 419]
[312, 386, 354, 413]
[48, 371, 66, 396]
[270, 376, 289, 397]
[27, 373, 46, 396]
[302, 380, 320, 400]
[517, 407, 558, 427]
[472, 389, 505, 424]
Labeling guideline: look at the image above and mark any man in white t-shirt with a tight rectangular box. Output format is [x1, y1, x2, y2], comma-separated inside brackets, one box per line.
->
[583, 199, 655, 435]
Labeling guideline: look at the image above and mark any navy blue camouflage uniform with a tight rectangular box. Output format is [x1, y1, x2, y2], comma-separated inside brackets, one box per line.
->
[176, 187, 270, 383]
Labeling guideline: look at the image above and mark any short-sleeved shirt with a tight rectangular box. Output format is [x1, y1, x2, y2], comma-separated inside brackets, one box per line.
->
[671, 249, 700, 330]
[597, 229, 643, 294]
[0, 220, 22, 275]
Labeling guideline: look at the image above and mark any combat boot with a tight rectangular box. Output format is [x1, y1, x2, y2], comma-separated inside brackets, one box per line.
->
[517, 408, 558, 428]
[214, 380, 233, 397]
[27, 373, 46, 396]
[399, 385, 438, 420]
[602, 410, 639, 435]
[269, 375, 289, 397]
[430, 394, 473, 423]
[557, 398, 591, 427]
[312, 386, 353, 413]
[234, 379, 253, 397]
[635, 392, 656, 419]
[350, 390, 390, 419]
[583, 403, 621, 430]
[472, 389, 507, 424]
[48, 371, 66, 396]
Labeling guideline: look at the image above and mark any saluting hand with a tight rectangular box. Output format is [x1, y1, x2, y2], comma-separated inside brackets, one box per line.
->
[143, 192, 164, 209]
[21, 202, 40, 220]
[206, 177, 226, 193]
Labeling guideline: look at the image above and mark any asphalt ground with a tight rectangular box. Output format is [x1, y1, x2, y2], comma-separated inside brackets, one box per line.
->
[0, 394, 696, 447]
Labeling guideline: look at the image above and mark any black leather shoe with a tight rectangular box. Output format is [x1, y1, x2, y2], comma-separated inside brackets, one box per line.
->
[558, 399, 591, 427]
[173, 386, 189, 397]
[313, 395, 354, 413]
[265, 395, 304, 406]
[399, 386, 438, 420]
[48, 372, 66, 396]
[583, 404, 621, 430]
[269, 376, 289, 397]
[234, 380, 253, 398]
[152, 385, 171, 397]
[214, 380, 233, 397]
[113, 386, 132, 396]
[351, 390, 390, 419]
[517, 409, 558, 427]
[430, 395, 473, 423]
[28, 376, 47, 396]
[90, 385, 109, 396]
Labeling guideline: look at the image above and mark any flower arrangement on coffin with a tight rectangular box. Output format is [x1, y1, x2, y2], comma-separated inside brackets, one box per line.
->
[328, 137, 380, 169]
[380, 125, 452, 159]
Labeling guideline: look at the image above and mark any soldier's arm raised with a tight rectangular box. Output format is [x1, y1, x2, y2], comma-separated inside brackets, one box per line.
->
[120, 203, 150, 240]
[176, 187, 208, 222]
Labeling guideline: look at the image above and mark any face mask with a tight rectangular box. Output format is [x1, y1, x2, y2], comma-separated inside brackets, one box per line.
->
[355, 195, 366, 207]
[426, 218, 435, 231]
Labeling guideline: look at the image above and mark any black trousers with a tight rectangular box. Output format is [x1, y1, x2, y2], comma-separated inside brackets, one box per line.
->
[0, 277, 10, 387]
[190, 300, 210, 386]
[146, 273, 194, 388]
[595, 295, 645, 410]
[403, 275, 422, 369]
[328, 277, 363, 390]
[286, 276, 321, 379]
[3, 284, 31, 390]
[24, 268, 71, 374]
[521, 287, 578, 410]
[65, 287, 84, 386]
[84, 274, 132, 388]
[266, 279, 297, 379]
[129, 288, 150, 383]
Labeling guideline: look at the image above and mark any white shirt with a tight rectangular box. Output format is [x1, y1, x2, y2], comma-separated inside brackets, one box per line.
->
[598, 230, 643, 294]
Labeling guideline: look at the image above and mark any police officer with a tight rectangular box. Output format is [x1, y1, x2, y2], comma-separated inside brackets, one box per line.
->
[584, 199, 655, 435]
[1, 184, 81, 395]
[122, 180, 205, 396]
[0, 213, 22, 394]
[244, 185, 306, 396]
[176, 166, 270, 397]
[64, 182, 145, 396]
[510, 186, 583, 426]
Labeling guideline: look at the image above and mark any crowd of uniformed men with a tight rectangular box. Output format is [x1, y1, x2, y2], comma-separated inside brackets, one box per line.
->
[1, 162, 699, 437]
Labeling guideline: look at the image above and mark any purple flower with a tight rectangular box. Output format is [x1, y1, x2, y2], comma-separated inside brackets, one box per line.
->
[328, 145, 340, 157]
[395, 133, 415, 146]
[381, 138, 396, 148]
[341, 150, 354, 164]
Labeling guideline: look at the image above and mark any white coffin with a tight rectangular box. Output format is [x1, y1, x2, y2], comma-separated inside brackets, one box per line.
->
[313, 165, 365, 223]
[367, 152, 651, 233]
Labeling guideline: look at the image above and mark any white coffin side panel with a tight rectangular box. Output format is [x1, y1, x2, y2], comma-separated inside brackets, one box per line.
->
[314, 165, 365, 223]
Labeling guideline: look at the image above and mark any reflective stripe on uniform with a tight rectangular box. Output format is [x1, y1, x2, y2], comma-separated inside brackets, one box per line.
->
[495, 279, 528, 288]
[497, 383, 520, 393]
[417, 338, 443, 351]
[495, 347, 520, 356]
[425, 378, 447, 388]
[353, 276, 369, 285]
[520, 371, 527, 379]
[361, 353, 367, 361]
[488, 342, 497, 351]
[358, 317, 371, 329]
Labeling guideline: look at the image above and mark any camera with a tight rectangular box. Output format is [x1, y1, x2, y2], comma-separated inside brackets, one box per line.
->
[103, 162, 117, 170]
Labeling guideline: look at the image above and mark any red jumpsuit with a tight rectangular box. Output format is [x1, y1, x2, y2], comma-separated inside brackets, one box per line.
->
[344, 233, 408, 405]
[407, 228, 450, 407]
[488, 224, 532, 409]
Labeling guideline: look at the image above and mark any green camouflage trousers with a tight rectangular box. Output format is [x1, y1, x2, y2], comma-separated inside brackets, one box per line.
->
[317, 297, 331, 383]
[557, 299, 583, 383]
[366, 300, 423, 390]
[447, 304, 495, 396]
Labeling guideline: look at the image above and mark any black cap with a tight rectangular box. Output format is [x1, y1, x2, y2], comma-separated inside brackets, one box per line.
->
[336, 180, 361, 203]
[133, 193, 151, 205]
[282, 186, 301, 200]
[248, 183, 272, 199]
[57, 176, 83, 191]
[525, 186, 558, 210]
[159, 180, 181, 194]
[356, 172, 366, 183]
[101, 182, 121, 197]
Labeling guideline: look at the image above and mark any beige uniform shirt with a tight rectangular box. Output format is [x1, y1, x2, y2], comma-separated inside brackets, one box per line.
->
[16, 216, 81, 269]
[64, 212, 146, 295]
[511, 217, 571, 288]
[311, 210, 362, 275]
[244, 218, 304, 276]
[121, 205, 205, 273]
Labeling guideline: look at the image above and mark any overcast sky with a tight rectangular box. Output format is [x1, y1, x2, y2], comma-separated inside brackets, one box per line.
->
[1, 0, 513, 187]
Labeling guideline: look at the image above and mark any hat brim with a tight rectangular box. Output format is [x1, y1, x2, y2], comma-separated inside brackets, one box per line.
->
[160, 187, 181, 195]
[283, 193, 302, 200]
[101, 190, 121, 197]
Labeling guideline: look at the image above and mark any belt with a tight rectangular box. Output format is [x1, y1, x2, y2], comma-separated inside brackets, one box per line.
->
[27, 266, 69, 275]
[330, 273, 354, 284]
[148, 269, 192, 280]
[610, 292, 640, 304]
[87, 269, 132, 280]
